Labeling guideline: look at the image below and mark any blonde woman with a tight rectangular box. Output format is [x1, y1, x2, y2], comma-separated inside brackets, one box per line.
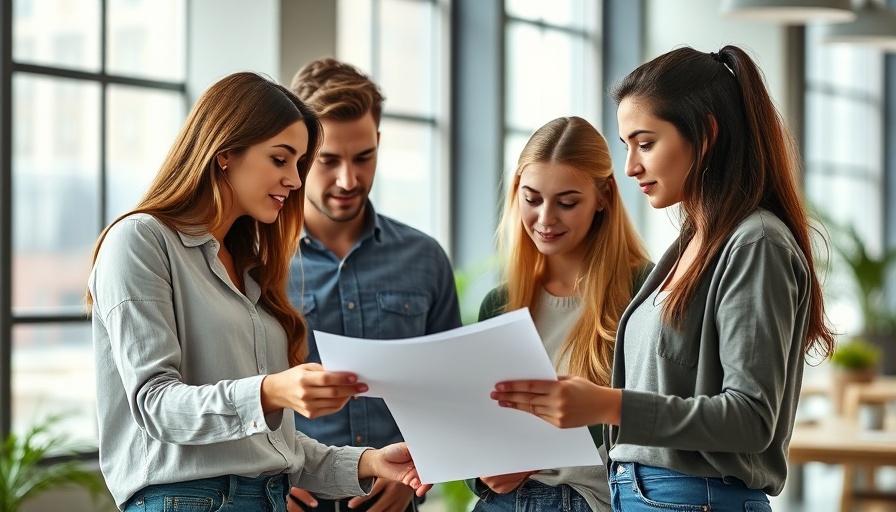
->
[470, 116, 652, 512]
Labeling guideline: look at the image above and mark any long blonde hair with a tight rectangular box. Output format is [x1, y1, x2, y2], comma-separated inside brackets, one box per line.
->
[498, 117, 650, 386]
[86, 72, 321, 366]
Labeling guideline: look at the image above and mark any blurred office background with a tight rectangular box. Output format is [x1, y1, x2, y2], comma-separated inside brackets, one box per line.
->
[1, 0, 894, 510]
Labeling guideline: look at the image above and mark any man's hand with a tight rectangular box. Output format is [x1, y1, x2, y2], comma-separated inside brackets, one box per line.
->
[479, 471, 537, 494]
[286, 487, 317, 512]
[347, 478, 415, 512]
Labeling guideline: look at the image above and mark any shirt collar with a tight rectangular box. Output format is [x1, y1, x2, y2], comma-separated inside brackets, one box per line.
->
[177, 229, 216, 248]
[176, 227, 262, 303]
[300, 201, 383, 246]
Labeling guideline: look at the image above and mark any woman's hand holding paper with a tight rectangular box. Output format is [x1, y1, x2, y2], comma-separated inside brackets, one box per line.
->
[491, 375, 622, 427]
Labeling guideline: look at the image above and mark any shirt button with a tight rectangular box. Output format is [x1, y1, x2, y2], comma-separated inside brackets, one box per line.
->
[353, 396, 359, 400]
[347, 302, 355, 310]
[303, 238, 310, 244]
[404, 303, 409, 310]
[355, 435, 363, 443]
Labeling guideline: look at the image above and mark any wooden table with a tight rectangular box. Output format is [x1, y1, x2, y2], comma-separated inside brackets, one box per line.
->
[789, 417, 896, 511]
[788, 417, 896, 466]
[842, 377, 896, 421]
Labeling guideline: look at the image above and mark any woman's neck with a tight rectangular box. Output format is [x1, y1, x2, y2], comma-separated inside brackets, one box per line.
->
[542, 251, 585, 297]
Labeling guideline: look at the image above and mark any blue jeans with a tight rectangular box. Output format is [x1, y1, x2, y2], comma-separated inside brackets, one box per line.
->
[472, 480, 591, 512]
[124, 474, 290, 512]
[609, 462, 771, 512]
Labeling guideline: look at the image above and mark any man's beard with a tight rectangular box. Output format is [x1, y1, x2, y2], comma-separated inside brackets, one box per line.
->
[309, 192, 367, 223]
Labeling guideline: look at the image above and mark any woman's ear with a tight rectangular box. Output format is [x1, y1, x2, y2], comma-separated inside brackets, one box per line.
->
[216, 152, 229, 171]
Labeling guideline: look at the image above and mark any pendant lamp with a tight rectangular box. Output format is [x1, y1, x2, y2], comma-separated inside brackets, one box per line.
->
[821, 0, 896, 51]
[721, 0, 855, 23]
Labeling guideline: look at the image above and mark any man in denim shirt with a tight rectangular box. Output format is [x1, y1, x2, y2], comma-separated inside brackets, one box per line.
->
[286, 58, 462, 512]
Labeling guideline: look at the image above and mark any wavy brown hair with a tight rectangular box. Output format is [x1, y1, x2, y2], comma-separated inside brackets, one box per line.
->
[498, 117, 651, 386]
[290, 57, 385, 125]
[86, 72, 321, 366]
[612, 45, 834, 358]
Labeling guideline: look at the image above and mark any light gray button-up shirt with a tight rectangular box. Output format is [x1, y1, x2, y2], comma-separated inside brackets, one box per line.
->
[89, 214, 370, 509]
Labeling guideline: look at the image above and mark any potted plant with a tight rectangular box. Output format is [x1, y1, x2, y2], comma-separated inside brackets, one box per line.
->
[820, 213, 896, 375]
[829, 337, 883, 418]
[0, 414, 107, 511]
[831, 336, 882, 373]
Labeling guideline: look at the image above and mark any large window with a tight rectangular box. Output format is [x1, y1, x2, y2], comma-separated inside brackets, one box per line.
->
[5, 0, 186, 444]
[503, 0, 601, 177]
[336, 0, 449, 248]
[804, 25, 885, 341]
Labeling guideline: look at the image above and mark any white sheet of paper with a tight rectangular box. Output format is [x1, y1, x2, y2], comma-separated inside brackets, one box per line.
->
[314, 308, 602, 484]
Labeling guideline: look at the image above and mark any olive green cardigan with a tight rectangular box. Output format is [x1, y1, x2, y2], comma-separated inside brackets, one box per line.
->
[465, 262, 653, 495]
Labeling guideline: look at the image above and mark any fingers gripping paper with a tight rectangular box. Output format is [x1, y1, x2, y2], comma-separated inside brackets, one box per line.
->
[314, 308, 602, 484]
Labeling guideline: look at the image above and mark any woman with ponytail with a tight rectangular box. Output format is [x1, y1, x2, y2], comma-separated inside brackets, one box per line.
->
[491, 46, 834, 511]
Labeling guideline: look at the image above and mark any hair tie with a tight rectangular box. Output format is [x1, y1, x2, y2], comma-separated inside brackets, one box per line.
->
[709, 52, 723, 63]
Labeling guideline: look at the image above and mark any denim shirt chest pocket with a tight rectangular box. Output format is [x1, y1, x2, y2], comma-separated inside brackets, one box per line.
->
[297, 293, 318, 329]
[376, 291, 429, 339]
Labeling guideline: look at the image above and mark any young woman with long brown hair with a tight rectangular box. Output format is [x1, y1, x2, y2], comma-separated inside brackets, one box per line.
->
[86, 72, 425, 512]
[491, 46, 835, 512]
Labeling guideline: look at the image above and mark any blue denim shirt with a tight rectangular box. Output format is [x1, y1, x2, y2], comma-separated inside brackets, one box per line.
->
[288, 204, 462, 449]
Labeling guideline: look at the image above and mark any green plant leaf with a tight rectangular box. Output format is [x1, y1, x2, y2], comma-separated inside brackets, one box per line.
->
[831, 338, 882, 370]
[437, 480, 475, 512]
[0, 413, 106, 512]
[811, 208, 896, 335]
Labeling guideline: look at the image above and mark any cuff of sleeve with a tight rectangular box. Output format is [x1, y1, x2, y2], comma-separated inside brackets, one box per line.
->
[334, 446, 374, 496]
[234, 374, 271, 435]
[617, 389, 658, 445]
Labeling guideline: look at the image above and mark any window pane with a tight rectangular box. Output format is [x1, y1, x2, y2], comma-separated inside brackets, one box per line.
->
[505, 0, 591, 31]
[106, 85, 186, 223]
[377, 0, 435, 116]
[371, 119, 435, 236]
[337, 0, 374, 72]
[337, 0, 447, 244]
[12, 74, 100, 316]
[13, 323, 97, 446]
[504, 131, 531, 183]
[106, 0, 187, 81]
[13, 0, 101, 71]
[506, 23, 578, 130]
[803, 24, 884, 337]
